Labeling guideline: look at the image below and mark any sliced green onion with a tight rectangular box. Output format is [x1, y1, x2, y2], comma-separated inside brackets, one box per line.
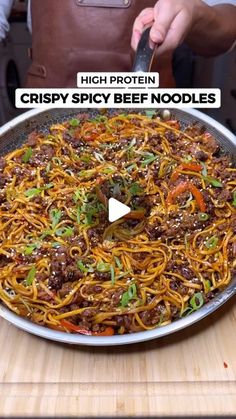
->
[126, 138, 136, 151]
[52, 242, 61, 249]
[126, 163, 137, 172]
[190, 292, 204, 310]
[116, 271, 131, 280]
[77, 260, 94, 273]
[46, 162, 51, 173]
[40, 229, 53, 239]
[181, 292, 204, 317]
[94, 152, 105, 163]
[52, 157, 62, 165]
[92, 115, 108, 123]
[205, 235, 219, 249]
[55, 226, 74, 237]
[102, 167, 115, 174]
[44, 183, 54, 190]
[24, 188, 42, 198]
[129, 182, 143, 196]
[232, 190, 236, 207]
[25, 266, 36, 286]
[145, 110, 156, 118]
[110, 265, 115, 285]
[79, 169, 96, 179]
[183, 155, 193, 162]
[73, 189, 82, 203]
[22, 147, 33, 163]
[141, 153, 158, 167]
[24, 243, 40, 255]
[50, 208, 62, 229]
[203, 176, 223, 188]
[198, 212, 209, 221]
[201, 162, 208, 177]
[80, 154, 91, 163]
[24, 183, 53, 198]
[204, 279, 211, 293]
[97, 261, 110, 272]
[121, 283, 137, 307]
[114, 256, 122, 270]
[70, 118, 80, 127]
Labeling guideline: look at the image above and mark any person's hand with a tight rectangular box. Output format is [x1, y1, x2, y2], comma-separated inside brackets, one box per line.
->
[131, 0, 204, 54]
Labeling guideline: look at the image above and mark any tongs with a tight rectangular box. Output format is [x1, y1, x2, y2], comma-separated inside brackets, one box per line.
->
[132, 27, 157, 73]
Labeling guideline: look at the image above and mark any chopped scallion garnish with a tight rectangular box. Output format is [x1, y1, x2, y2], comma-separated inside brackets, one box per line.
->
[50, 208, 62, 229]
[25, 266, 36, 286]
[205, 236, 219, 249]
[22, 147, 33, 163]
[97, 261, 110, 272]
[120, 283, 137, 307]
[203, 176, 222, 188]
[198, 212, 209, 221]
[232, 190, 236, 207]
[70, 118, 80, 127]
[110, 265, 115, 285]
[114, 256, 122, 270]
[55, 226, 74, 237]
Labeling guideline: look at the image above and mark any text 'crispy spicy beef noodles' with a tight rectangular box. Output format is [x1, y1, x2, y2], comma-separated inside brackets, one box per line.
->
[0, 112, 235, 336]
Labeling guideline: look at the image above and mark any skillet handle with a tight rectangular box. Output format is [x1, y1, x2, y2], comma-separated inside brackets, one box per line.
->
[132, 27, 157, 73]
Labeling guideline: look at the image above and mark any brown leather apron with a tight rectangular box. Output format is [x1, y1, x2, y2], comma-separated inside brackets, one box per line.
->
[26, 0, 174, 88]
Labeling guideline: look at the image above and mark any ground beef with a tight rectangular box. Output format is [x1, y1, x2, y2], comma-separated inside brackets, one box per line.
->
[58, 282, 73, 298]
[139, 307, 161, 325]
[195, 150, 208, 161]
[0, 175, 8, 188]
[63, 266, 83, 281]
[111, 288, 124, 306]
[26, 131, 39, 147]
[0, 255, 11, 267]
[230, 214, 236, 233]
[0, 192, 6, 204]
[169, 281, 188, 296]
[115, 314, 132, 330]
[49, 247, 83, 290]
[30, 145, 55, 166]
[216, 189, 232, 203]
[145, 223, 163, 240]
[180, 266, 194, 280]
[94, 271, 111, 281]
[63, 132, 86, 148]
[148, 135, 163, 151]
[48, 275, 63, 291]
[165, 130, 177, 143]
[201, 135, 220, 154]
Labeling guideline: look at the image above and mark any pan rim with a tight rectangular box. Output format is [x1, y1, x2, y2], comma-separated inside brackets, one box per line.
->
[0, 107, 235, 346]
[0, 107, 236, 144]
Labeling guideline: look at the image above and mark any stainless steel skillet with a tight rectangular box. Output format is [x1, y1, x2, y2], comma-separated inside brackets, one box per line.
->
[0, 106, 235, 346]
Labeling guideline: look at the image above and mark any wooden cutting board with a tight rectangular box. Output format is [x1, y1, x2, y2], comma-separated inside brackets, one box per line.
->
[0, 295, 235, 417]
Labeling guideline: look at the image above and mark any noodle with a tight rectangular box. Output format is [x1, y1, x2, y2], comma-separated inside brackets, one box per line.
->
[0, 112, 235, 336]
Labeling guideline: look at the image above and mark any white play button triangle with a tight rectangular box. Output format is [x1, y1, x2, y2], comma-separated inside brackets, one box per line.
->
[108, 198, 131, 222]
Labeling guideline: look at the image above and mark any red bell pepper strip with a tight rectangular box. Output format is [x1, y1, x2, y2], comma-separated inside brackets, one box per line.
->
[61, 319, 92, 335]
[93, 327, 115, 336]
[61, 319, 114, 336]
[171, 163, 202, 182]
[167, 181, 206, 212]
[124, 209, 146, 220]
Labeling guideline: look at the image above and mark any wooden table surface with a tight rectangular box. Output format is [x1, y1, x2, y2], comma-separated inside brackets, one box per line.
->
[0, 295, 235, 418]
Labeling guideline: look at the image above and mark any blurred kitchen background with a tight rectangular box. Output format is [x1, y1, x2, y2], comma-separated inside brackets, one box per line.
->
[0, 0, 235, 132]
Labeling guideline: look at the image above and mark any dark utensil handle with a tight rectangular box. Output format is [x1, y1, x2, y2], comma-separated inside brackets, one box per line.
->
[132, 27, 157, 73]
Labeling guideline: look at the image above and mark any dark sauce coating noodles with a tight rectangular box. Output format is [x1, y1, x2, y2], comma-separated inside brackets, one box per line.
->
[0, 113, 235, 335]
